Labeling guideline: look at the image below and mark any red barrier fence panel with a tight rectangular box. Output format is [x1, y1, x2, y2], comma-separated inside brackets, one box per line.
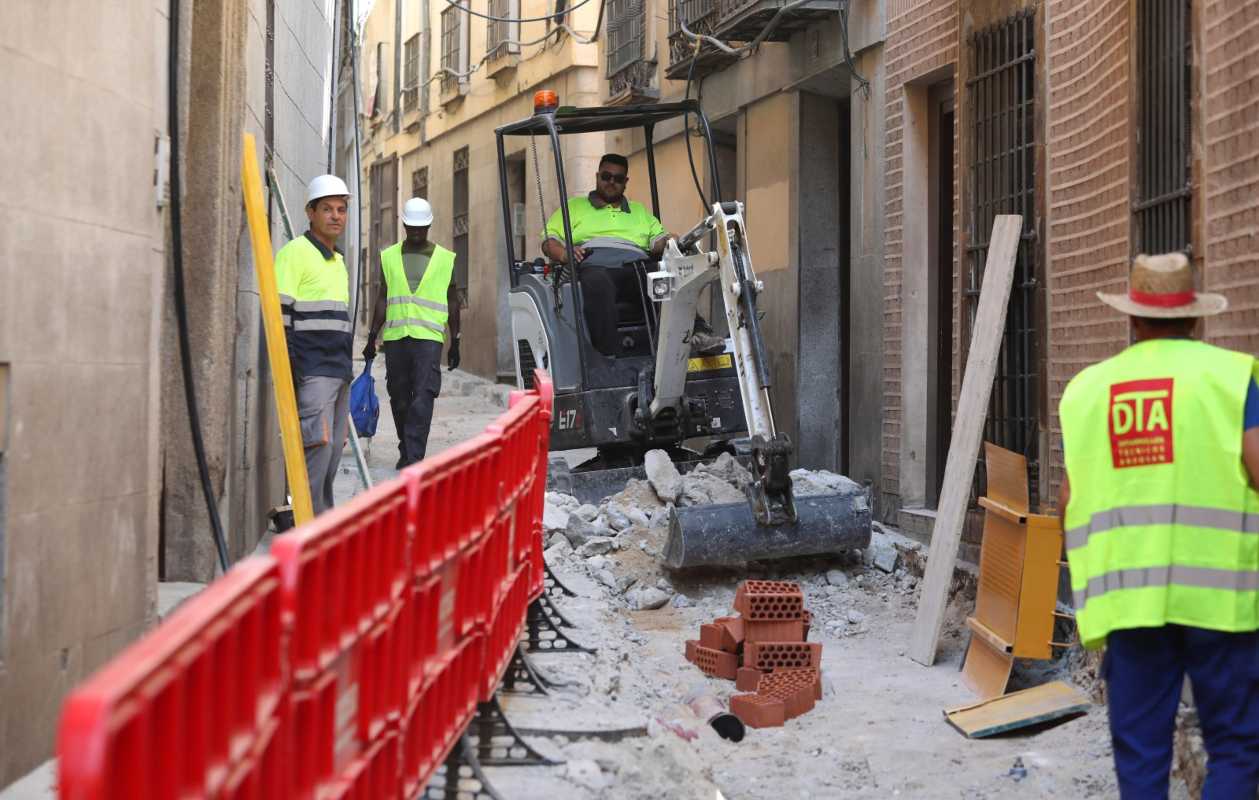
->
[271, 477, 412, 683]
[57, 557, 286, 800]
[478, 562, 534, 702]
[222, 696, 291, 800]
[325, 730, 401, 800]
[409, 431, 502, 577]
[519, 370, 553, 599]
[400, 632, 485, 796]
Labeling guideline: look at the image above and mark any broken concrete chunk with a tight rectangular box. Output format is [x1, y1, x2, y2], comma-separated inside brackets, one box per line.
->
[789, 468, 863, 497]
[672, 593, 693, 608]
[847, 609, 866, 624]
[868, 531, 899, 573]
[574, 503, 600, 522]
[617, 574, 639, 594]
[543, 503, 571, 532]
[825, 569, 849, 588]
[586, 555, 609, 571]
[546, 491, 580, 510]
[604, 503, 632, 531]
[680, 472, 746, 506]
[562, 516, 598, 547]
[625, 507, 651, 528]
[578, 537, 615, 557]
[630, 586, 672, 610]
[564, 760, 609, 792]
[644, 450, 683, 504]
[595, 569, 619, 589]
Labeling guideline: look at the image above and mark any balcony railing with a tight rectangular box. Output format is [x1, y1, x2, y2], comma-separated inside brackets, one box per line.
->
[666, 0, 842, 77]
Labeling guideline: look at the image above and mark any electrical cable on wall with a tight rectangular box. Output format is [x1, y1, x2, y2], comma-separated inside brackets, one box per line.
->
[168, 0, 231, 574]
[440, 0, 597, 24]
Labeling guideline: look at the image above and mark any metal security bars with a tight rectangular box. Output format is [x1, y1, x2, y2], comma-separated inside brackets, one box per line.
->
[453, 147, 470, 297]
[1136, 0, 1192, 255]
[966, 10, 1040, 501]
[606, 0, 646, 77]
[403, 34, 419, 111]
[488, 0, 520, 58]
[412, 166, 428, 201]
[440, 6, 464, 94]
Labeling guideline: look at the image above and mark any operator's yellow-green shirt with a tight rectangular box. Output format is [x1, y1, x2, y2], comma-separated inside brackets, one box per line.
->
[544, 192, 667, 253]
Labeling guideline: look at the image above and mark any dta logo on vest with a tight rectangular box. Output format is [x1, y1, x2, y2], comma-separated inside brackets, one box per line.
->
[1108, 378, 1174, 468]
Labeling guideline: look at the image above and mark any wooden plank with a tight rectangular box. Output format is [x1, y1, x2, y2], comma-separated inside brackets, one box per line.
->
[909, 214, 1023, 666]
[960, 631, 1014, 699]
[983, 442, 1029, 514]
[974, 510, 1025, 644]
[1013, 519, 1063, 659]
[944, 681, 1090, 738]
[977, 496, 1027, 524]
[241, 134, 314, 524]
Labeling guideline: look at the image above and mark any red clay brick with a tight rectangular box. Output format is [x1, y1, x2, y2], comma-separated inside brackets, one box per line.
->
[685, 639, 698, 664]
[734, 580, 805, 621]
[736, 667, 764, 692]
[757, 668, 821, 718]
[692, 644, 738, 680]
[744, 618, 805, 644]
[699, 623, 724, 651]
[714, 616, 745, 652]
[744, 641, 822, 671]
[730, 693, 785, 729]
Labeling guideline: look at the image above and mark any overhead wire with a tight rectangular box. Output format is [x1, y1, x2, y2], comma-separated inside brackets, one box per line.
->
[439, 0, 597, 24]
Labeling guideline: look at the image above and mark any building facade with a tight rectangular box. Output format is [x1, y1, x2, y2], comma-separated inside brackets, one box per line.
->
[596, 0, 890, 482]
[882, 0, 1259, 553]
[353, 0, 605, 380]
[0, 0, 336, 784]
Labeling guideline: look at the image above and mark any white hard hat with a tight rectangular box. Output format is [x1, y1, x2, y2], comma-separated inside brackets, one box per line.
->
[307, 174, 351, 204]
[402, 197, 434, 227]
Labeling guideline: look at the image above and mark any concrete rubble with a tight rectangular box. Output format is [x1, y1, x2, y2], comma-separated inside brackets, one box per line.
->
[502, 446, 1124, 798]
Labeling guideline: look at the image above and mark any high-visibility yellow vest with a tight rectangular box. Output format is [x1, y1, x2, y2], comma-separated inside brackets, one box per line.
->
[275, 232, 353, 380]
[380, 241, 455, 343]
[1059, 338, 1259, 649]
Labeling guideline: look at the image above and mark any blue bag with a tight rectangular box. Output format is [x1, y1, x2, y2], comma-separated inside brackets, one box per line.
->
[350, 359, 380, 438]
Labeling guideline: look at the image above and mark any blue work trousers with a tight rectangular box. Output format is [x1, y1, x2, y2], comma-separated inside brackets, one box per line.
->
[1104, 624, 1259, 799]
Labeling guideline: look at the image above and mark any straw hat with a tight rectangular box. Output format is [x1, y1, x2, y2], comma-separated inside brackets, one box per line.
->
[1097, 253, 1228, 318]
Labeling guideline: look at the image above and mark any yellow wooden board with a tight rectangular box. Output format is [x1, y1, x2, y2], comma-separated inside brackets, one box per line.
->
[1014, 517, 1063, 659]
[241, 134, 313, 525]
[961, 628, 1014, 700]
[984, 442, 1029, 514]
[945, 681, 1089, 738]
[687, 353, 733, 373]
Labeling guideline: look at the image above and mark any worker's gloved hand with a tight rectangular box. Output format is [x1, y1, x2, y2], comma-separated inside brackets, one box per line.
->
[362, 338, 377, 362]
[447, 339, 461, 371]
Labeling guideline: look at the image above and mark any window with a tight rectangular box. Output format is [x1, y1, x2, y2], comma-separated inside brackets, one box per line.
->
[606, 0, 646, 76]
[1135, 0, 1192, 255]
[371, 42, 386, 117]
[412, 166, 429, 200]
[403, 34, 420, 111]
[440, 6, 466, 94]
[370, 158, 399, 311]
[452, 147, 470, 303]
[487, 0, 520, 57]
[967, 11, 1041, 502]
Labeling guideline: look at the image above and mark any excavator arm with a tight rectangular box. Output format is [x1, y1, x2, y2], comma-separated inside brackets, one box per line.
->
[645, 201, 798, 528]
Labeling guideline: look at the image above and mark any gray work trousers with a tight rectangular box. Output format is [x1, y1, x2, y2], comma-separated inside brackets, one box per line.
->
[297, 375, 350, 515]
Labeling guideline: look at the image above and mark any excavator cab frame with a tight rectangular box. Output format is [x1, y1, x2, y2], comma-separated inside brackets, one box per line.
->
[495, 101, 746, 463]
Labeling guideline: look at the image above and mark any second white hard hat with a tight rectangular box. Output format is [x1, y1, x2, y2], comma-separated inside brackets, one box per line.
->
[402, 197, 434, 227]
[307, 174, 351, 204]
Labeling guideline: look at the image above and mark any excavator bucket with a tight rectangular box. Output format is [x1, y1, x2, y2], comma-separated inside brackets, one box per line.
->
[663, 487, 873, 570]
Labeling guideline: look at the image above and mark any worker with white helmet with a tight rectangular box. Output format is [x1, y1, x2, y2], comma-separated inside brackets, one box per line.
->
[275, 174, 353, 514]
[363, 196, 461, 468]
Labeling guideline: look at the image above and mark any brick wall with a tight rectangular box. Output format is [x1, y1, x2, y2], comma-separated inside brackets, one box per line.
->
[883, 0, 959, 504]
[1201, 0, 1259, 349]
[1043, 0, 1132, 504]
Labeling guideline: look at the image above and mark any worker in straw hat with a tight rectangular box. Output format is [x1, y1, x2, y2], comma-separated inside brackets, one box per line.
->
[1058, 253, 1259, 797]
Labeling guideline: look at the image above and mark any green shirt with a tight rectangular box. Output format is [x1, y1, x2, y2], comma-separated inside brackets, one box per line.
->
[544, 192, 667, 254]
[401, 240, 436, 291]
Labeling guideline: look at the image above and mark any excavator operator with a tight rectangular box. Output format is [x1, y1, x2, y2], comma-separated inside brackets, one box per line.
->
[541, 153, 724, 357]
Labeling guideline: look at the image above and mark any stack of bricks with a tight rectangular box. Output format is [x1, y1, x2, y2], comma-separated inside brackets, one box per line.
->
[682, 580, 822, 728]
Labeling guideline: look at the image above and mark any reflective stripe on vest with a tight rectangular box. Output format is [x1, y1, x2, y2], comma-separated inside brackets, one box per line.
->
[1059, 338, 1259, 648]
[380, 242, 455, 343]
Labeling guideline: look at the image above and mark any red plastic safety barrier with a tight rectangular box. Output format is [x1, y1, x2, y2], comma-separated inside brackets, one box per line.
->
[57, 557, 287, 800]
[56, 371, 556, 800]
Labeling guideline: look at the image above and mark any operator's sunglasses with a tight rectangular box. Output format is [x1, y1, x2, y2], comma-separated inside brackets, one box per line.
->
[599, 171, 628, 184]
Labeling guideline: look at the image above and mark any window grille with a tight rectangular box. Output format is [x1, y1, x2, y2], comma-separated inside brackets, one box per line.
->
[403, 34, 419, 111]
[440, 7, 464, 94]
[606, 0, 646, 76]
[1135, 0, 1192, 255]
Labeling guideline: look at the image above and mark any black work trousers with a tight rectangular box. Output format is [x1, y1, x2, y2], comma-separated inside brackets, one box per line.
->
[578, 264, 644, 356]
[383, 338, 443, 466]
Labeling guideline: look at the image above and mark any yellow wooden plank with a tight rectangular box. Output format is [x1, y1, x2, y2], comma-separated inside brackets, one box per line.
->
[966, 616, 1013, 653]
[961, 632, 1014, 700]
[978, 496, 1027, 524]
[241, 133, 314, 525]
[974, 511, 1025, 644]
[983, 442, 1029, 514]
[945, 681, 1090, 738]
[1013, 519, 1063, 659]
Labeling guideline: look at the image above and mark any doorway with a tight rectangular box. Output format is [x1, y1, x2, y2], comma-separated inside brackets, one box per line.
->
[926, 84, 954, 508]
